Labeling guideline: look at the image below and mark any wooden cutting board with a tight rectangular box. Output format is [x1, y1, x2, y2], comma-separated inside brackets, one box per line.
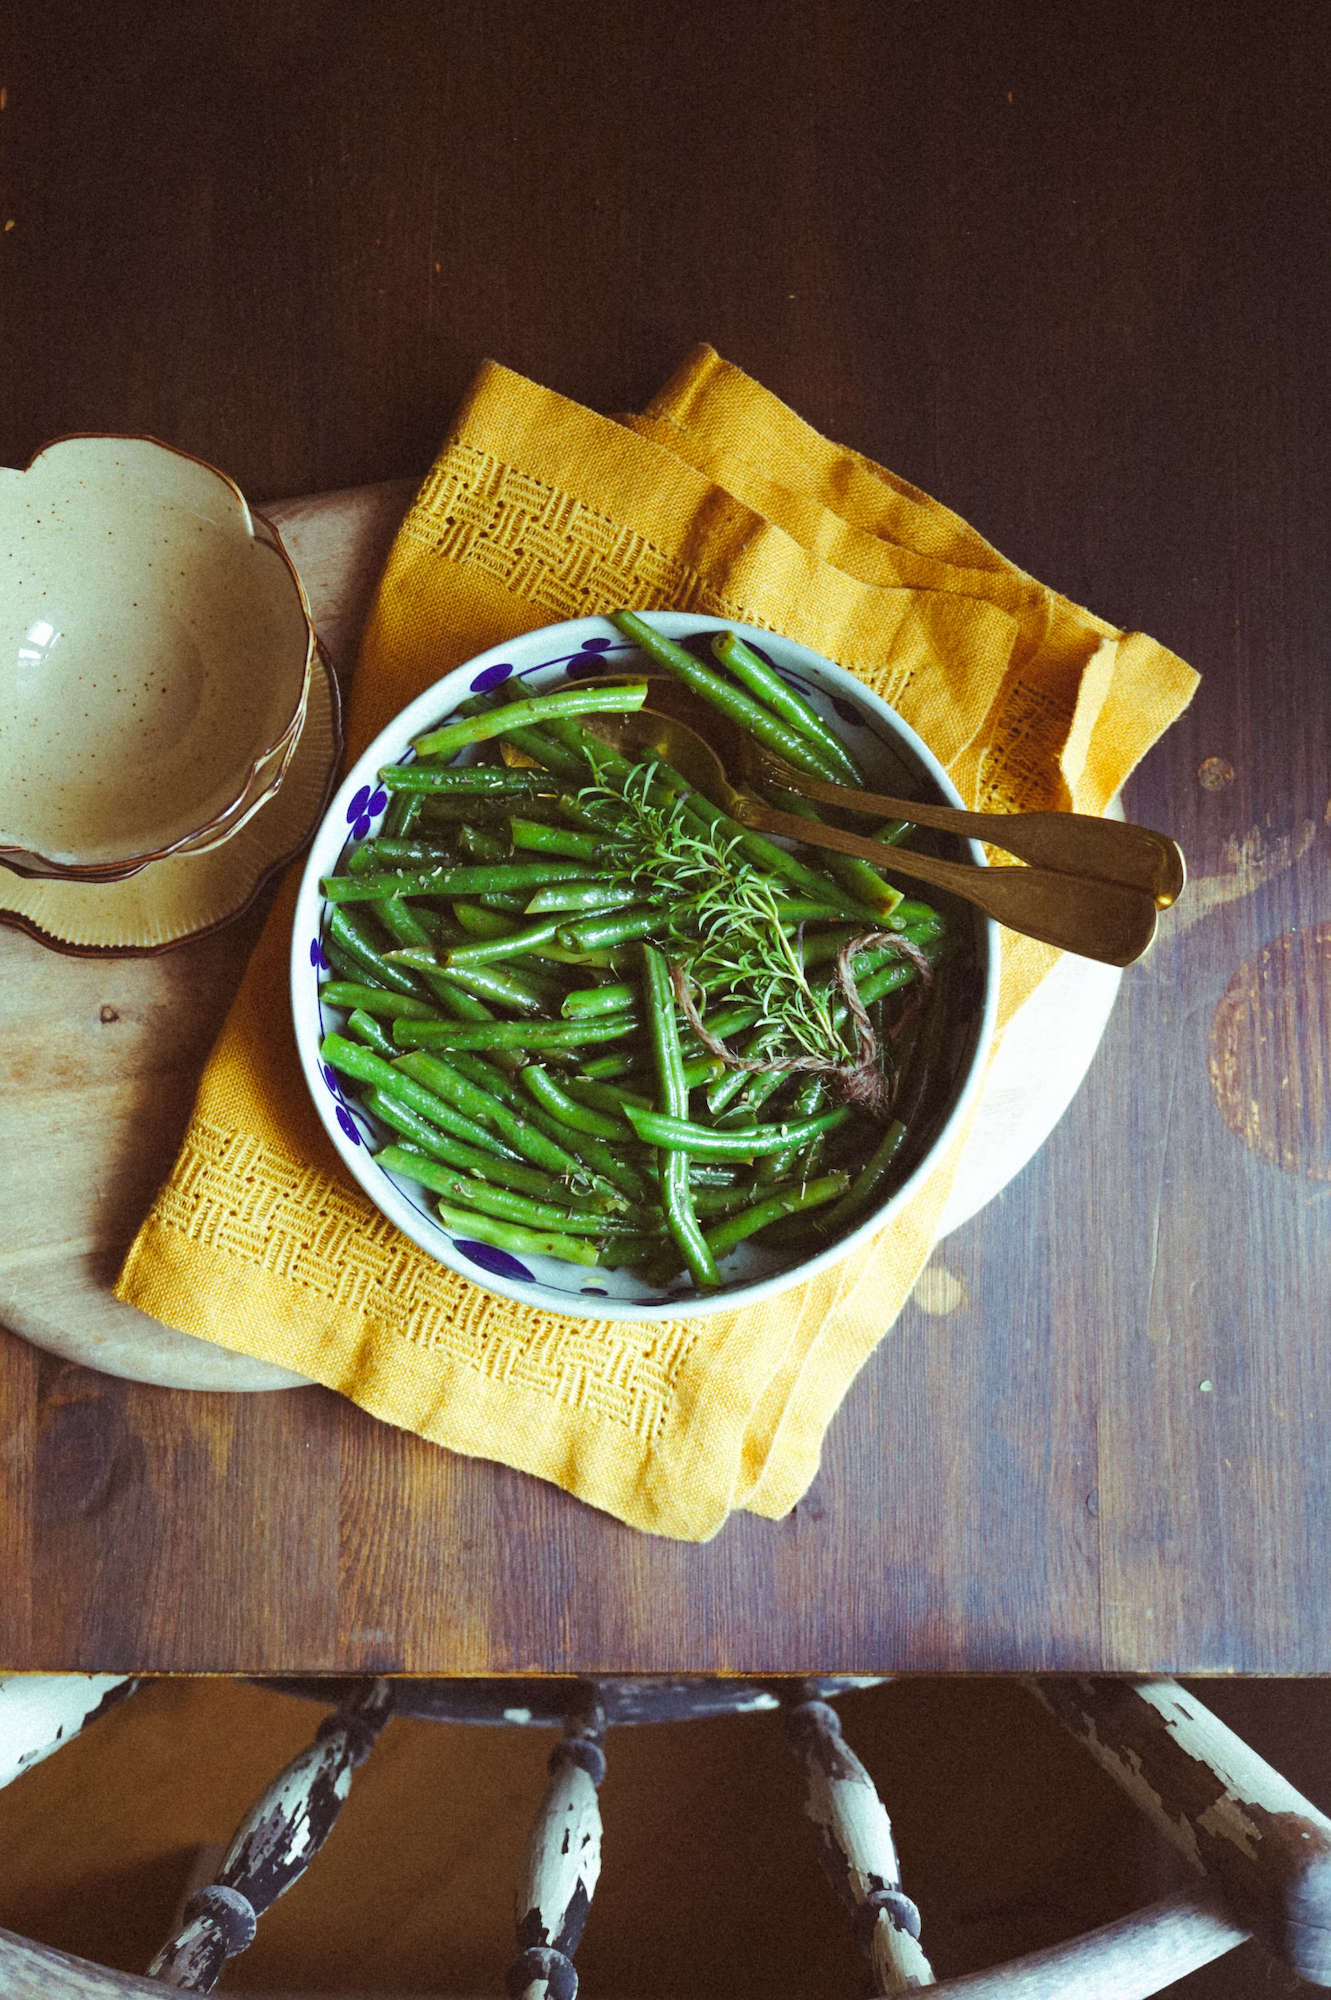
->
[0, 480, 1121, 1388]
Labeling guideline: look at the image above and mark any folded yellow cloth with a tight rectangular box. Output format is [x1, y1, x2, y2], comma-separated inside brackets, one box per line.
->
[116, 348, 1198, 1540]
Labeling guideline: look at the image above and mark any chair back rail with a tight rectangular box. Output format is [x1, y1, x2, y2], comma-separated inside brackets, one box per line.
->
[0, 1677, 137, 1791]
[1028, 1675, 1331, 1986]
[0, 1889, 1245, 2000]
[909, 1886, 1248, 2000]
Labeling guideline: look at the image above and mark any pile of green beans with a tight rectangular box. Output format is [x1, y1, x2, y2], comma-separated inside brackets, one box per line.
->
[315, 616, 956, 1292]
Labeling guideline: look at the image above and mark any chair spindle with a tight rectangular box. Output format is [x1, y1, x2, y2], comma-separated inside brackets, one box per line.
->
[784, 1682, 935, 1993]
[145, 1678, 393, 1993]
[507, 1688, 606, 2000]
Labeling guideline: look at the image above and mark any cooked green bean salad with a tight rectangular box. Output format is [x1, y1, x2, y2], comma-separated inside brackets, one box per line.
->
[316, 614, 963, 1291]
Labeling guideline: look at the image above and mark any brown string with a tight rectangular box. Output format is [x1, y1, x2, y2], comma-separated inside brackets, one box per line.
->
[670, 931, 934, 1122]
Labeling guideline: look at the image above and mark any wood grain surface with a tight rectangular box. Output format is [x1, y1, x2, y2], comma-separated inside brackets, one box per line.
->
[2, 0, 1329, 1671]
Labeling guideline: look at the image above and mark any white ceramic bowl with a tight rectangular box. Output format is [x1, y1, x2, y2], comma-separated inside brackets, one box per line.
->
[291, 613, 998, 1320]
[1, 435, 316, 880]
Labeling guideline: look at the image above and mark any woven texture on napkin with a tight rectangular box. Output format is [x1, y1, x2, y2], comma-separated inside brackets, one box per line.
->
[116, 350, 1199, 1541]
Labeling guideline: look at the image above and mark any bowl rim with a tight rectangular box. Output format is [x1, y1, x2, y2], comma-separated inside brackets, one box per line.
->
[290, 611, 1000, 1322]
[1, 432, 317, 883]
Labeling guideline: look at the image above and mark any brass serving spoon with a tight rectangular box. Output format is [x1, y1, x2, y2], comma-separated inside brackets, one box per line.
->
[578, 700, 1163, 967]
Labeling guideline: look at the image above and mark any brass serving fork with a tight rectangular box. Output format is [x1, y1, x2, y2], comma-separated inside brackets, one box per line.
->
[578, 685, 1173, 967]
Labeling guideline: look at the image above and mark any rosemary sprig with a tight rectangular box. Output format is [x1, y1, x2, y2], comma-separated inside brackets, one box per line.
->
[573, 759, 859, 1073]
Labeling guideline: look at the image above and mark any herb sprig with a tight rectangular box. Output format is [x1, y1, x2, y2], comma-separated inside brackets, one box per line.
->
[572, 758, 918, 1113]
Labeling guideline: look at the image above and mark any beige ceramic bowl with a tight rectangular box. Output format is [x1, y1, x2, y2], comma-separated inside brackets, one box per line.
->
[1, 435, 317, 881]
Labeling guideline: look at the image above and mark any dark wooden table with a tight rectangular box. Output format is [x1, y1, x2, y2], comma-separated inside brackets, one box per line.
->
[3, 0, 1328, 1672]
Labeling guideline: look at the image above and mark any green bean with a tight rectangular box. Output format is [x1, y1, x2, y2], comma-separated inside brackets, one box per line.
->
[392, 1015, 636, 1054]
[345, 1008, 398, 1060]
[436, 917, 564, 966]
[599, 1234, 675, 1271]
[891, 894, 943, 923]
[435, 1202, 602, 1266]
[412, 794, 541, 826]
[364, 1098, 587, 1202]
[320, 861, 593, 902]
[702, 1171, 853, 1257]
[432, 961, 563, 1015]
[485, 722, 587, 781]
[799, 922, 939, 969]
[393, 1050, 589, 1178]
[689, 1182, 761, 1217]
[348, 835, 452, 874]
[696, 1001, 763, 1040]
[728, 1062, 792, 1120]
[816, 1120, 909, 1231]
[647, 764, 880, 918]
[710, 630, 863, 783]
[608, 610, 848, 783]
[382, 789, 424, 837]
[412, 682, 649, 758]
[525, 882, 637, 915]
[319, 981, 439, 1021]
[683, 1054, 727, 1089]
[439, 1047, 528, 1113]
[429, 1047, 647, 1213]
[371, 898, 496, 1021]
[520, 1065, 627, 1140]
[857, 957, 931, 1009]
[580, 1052, 635, 1080]
[450, 902, 513, 938]
[641, 945, 719, 1287]
[377, 764, 552, 794]
[526, 943, 624, 969]
[623, 1102, 851, 1159]
[556, 907, 659, 951]
[326, 904, 425, 998]
[706, 1024, 780, 1114]
[563, 1075, 654, 1116]
[376, 1146, 619, 1235]
[561, 981, 637, 1019]
[520, 1106, 653, 1204]
[320, 1035, 515, 1160]
[457, 823, 507, 862]
[509, 817, 603, 860]
[529, 676, 888, 926]
[756, 1074, 828, 1182]
[321, 934, 378, 989]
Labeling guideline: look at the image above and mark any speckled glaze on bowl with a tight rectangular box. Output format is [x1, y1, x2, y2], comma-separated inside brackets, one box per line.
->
[2, 435, 316, 881]
[291, 613, 999, 1321]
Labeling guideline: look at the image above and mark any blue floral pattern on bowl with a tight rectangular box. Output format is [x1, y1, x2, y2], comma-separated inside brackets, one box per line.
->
[346, 783, 389, 841]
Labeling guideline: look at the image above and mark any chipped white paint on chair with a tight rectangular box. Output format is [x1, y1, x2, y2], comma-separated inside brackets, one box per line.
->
[0, 1675, 1328, 1998]
[0, 1676, 136, 1791]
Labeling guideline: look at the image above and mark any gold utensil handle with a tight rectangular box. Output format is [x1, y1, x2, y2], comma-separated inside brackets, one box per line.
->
[744, 801, 1160, 967]
[760, 763, 1186, 907]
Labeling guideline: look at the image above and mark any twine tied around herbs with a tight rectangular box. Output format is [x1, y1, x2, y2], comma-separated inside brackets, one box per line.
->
[670, 930, 935, 1122]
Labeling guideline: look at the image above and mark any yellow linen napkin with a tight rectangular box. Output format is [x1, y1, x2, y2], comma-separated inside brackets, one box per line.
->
[116, 350, 1198, 1540]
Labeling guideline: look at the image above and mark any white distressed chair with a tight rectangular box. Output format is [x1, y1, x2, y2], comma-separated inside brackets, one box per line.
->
[0, 1673, 1329, 1998]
